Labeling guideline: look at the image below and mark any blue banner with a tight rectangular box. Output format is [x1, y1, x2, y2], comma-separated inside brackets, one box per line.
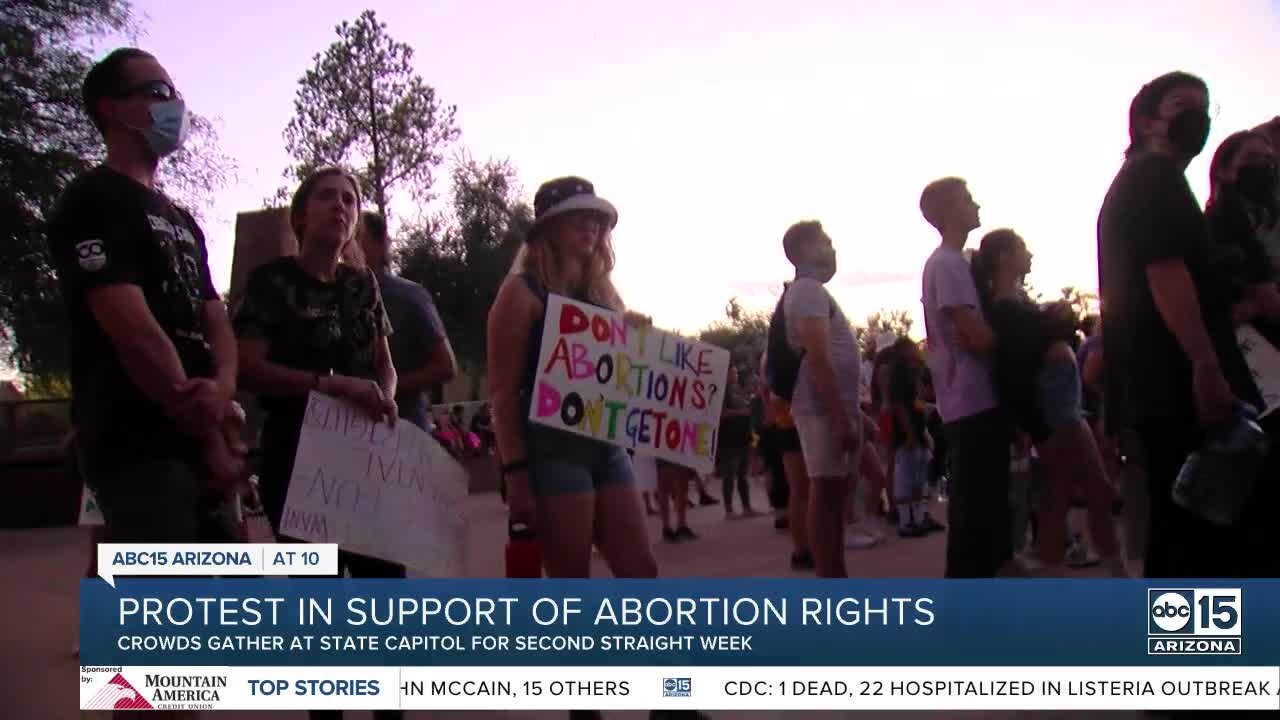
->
[80, 579, 1280, 667]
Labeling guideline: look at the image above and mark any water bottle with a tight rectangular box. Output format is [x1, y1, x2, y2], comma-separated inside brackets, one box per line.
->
[504, 519, 543, 578]
[1171, 403, 1270, 526]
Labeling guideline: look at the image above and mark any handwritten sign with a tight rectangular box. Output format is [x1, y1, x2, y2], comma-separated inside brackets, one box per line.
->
[280, 392, 468, 576]
[1237, 325, 1280, 418]
[78, 484, 104, 527]
[530, 295, 730, 473]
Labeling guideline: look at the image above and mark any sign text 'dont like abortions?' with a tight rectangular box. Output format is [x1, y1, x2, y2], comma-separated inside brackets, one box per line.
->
[531, 295, 730, 473]
[281, 392, 467, 577]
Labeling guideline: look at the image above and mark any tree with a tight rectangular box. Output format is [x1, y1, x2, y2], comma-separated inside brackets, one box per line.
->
[281, 9, 460, 221]
[859, 309, 914, 357]
[397, 156, 531, 396]
[698, 297, 770, 369]
[0, 0, 233, 382]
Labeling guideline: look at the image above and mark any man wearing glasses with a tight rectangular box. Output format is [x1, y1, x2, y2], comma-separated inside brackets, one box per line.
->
[47, 47, 243, 586]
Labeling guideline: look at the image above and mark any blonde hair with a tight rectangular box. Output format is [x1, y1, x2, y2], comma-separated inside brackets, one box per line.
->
[511, 217, 624, 311]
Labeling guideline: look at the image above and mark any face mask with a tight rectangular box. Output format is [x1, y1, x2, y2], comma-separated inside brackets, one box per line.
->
[1236, 162, 1279, 206]
[140, 99, 190, 157]
[1166, 108, 1211, 158]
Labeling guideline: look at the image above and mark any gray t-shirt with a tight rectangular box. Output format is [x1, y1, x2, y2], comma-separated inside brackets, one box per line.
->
[375, 269, 446, 431]
[783, 277, 861, 418]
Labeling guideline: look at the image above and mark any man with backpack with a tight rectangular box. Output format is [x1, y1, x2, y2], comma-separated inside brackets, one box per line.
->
[766, 220, 862, 578]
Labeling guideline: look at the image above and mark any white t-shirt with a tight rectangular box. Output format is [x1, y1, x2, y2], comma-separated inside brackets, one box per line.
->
[784, 277, 861, 418]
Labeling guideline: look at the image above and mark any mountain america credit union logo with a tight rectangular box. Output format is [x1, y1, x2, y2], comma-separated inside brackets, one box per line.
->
[84, 673, 154, 710]
[1147, 588, 1242, 655]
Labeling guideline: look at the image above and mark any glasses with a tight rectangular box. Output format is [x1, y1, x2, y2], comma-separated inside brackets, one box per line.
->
[113, 80, 181, 102]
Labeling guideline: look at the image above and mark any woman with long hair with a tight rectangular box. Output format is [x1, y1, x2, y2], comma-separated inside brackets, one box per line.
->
[970, 229, 1123, 576]
[233, 167, 403, 720]
[1201, 129, 1280, 577]
[486, 176, 658, 581]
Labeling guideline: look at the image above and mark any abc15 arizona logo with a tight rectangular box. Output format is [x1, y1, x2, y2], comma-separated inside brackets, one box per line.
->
[1147, 588, 1242, 655]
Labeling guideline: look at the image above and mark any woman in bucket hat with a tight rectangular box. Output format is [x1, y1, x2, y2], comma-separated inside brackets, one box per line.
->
[486, 176, 658, 580]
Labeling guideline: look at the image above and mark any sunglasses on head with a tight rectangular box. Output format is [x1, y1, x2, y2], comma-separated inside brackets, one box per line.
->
[112, 79, 180, 102]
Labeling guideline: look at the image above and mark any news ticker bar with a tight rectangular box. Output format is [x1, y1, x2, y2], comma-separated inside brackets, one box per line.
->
[80, 666, 1280, 712]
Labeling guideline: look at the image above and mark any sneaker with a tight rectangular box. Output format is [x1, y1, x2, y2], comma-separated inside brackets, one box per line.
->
[1065, 542, 1101, 568]
[845, 528, 882, 550]
[698, 494, 719, 506]
[790, 549, 815, 571]
[1014, 550, 1044, 575]
[662, 527, 678, 543]
[918, 514, 946, 534]
[675, 526, 698, 541]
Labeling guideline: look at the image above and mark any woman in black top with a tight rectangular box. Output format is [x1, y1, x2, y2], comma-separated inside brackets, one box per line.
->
[971, 229, 1122, 576]
[233, 167, 403, 720]
[1202, 129, 1280, 577]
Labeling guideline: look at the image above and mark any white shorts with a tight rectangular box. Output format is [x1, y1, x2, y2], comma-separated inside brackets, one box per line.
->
[794, 415, 860, 480]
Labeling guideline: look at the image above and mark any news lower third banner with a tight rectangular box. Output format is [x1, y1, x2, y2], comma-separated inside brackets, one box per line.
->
[80, 574, 1280, 712]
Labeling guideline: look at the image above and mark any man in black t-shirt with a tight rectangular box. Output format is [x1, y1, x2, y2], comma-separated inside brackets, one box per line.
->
[47, 48, 241, 548]
[1097, 71, 1260, 579]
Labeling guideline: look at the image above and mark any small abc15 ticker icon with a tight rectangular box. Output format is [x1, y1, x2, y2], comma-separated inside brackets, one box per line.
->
[1148, 588, 1242, 655]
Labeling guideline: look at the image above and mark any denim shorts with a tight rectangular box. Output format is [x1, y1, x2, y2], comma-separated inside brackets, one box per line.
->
[524, 423, 635, 497]
[1035, 359, 1083, 434]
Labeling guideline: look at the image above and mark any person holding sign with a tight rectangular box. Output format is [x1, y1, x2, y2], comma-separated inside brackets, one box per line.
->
[486, 176, 658, 581]
[234, 170, 408, 714]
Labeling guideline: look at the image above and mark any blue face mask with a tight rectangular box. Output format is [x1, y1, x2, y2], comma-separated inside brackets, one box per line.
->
[140, 99, 190, 157]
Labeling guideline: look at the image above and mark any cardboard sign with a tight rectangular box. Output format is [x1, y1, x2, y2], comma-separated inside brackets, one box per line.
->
[78, 484, 104, 527]
[1237, 325, 1280, 418]
[529, 295, 730, 473]
[280, 392, 468, 576]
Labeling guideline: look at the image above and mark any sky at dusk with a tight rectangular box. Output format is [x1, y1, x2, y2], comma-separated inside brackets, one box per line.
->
[108, 0, 1280, 336]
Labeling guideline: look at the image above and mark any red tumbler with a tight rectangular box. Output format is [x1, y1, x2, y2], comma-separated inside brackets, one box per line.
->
[505, 519, 542, 578]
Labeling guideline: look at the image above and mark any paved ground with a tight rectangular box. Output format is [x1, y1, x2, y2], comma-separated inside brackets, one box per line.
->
[1, 480, 1131, 719]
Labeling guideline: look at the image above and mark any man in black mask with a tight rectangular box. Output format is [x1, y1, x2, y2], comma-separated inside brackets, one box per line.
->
[1098, 72, 1260, 580]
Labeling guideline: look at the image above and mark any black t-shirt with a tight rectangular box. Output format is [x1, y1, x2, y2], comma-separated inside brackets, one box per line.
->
[988, 293, 1075, 441]
[718, 384, 751, 450]
[233, 256, 391, 424]
[889, 361, 926, 448]
[1097, 152, 1260, 431]
[1206, 197, 1280, 352]
[47, 166, 218, 469]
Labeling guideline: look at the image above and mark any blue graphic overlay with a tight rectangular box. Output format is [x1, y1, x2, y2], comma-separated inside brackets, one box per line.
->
[79, 579, 1280, 667]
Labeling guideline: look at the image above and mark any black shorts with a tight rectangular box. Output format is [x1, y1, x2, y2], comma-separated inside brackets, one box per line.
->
[774, 426, 801, 454]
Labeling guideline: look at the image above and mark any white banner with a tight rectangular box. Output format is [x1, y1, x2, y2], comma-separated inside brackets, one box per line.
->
[1238, 324, 1280, 417]
[80, 666, 1280, 712]
[529, 295, 730, 473]
[280, 392, 468, 577]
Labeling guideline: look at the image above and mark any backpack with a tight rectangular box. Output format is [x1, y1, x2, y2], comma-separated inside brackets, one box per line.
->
[765, 292, 803, 402]
[765, 284, 836, 403]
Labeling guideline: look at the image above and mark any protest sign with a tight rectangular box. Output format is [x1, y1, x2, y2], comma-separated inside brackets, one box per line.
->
[79, 484, 104, 527]
[1237, 325, 1280, 417]
[280, 392, 467, 576]
[529, 295, 730, 473]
